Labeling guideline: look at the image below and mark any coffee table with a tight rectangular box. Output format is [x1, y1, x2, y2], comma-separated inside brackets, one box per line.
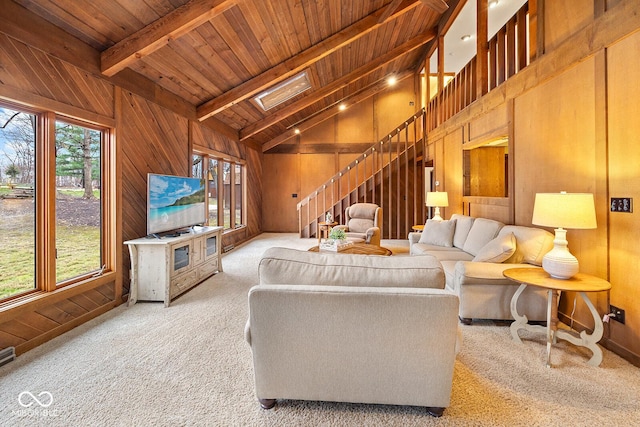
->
[504, 268, 611, 367]
[309, 242, 392, 256]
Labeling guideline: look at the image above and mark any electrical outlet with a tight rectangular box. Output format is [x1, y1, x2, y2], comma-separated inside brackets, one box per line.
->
[610, 305, 625, 324]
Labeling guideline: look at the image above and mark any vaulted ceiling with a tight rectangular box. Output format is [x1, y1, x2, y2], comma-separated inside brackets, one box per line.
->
[13, 0, 457, 150]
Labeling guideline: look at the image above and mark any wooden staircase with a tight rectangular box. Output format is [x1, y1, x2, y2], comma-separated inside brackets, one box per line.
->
[297, 109, 428, 240]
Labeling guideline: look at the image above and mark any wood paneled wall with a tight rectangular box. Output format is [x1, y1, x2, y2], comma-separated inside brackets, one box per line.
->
[119, 90, 190, 295]
[513, 56, 609, 342]
[0, 34, 114, 120]
[0, 13, 261, 354]
[606, 30, 640, 360]
[425, 1, 640, 364]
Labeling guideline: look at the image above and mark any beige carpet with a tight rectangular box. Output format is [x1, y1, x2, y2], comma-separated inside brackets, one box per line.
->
[1, 233, 639, 426]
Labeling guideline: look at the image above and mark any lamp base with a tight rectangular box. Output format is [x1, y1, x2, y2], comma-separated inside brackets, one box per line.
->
[542, 228, 579, 279]
[432, 206, 443, 222]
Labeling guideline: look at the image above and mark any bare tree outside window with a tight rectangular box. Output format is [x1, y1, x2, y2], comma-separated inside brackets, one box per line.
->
[0, 107, 36, 298]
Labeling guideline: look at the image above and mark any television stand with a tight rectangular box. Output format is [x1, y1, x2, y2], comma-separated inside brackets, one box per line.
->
[125, 226, 223, 307]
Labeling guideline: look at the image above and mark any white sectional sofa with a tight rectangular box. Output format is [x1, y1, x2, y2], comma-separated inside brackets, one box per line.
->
[245, 247, 459, 417]
[409, 214, 554, 324]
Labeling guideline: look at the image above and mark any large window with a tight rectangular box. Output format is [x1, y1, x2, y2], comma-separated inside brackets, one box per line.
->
[55, 120, 102, 284]
[234, 164, 243, 227]
[0, 107, 36, 299]
[208, 158, 219, 226]
[222, 161, 231, 228]
[192, 152, 244, 231]
[0, 102, 111, 302]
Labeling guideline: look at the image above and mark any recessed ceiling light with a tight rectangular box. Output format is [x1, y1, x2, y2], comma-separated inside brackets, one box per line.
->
[339, 104, 347, 111]
[489, 0, 499, 8]
[387, 76, 397, 86]
[461, 34, 472, 41]
[294, 128, 301, 134]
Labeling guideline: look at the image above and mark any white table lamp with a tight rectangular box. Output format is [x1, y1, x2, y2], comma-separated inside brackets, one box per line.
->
[532, 192, 597, 279]
[426, 191, 449, 221]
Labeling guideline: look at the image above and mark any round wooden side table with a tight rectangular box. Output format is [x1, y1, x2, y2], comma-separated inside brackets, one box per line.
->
[504, 268, 611, 367]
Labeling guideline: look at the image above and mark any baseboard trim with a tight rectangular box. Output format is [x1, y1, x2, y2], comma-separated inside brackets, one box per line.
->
[600, 338, 640, 368]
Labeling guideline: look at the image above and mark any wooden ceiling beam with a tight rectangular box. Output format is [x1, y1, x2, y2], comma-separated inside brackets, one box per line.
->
[100, 0, 235, 77]
[195, 0, 422, 121]
[378, 0, 406, 24]
[0, 0, 240, 140]
[240, 29, 436, 141]
[262, 71, 415, 152]
[419, 0, 450, 14]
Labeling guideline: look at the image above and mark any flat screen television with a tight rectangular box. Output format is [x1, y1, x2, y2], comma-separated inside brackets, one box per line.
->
[147, 173, 206, 235]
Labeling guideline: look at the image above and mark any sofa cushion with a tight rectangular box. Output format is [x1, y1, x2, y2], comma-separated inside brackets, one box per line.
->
[499, 225, 555, 266]
[410, 243, 461, 255]
[418, 219, 456, 247]
[462, 218, 505, 256]
[347, 203, 378, 219]
[259, 247, 445, 289]
[472, 232, 516, 263]
[440, 260, 459, 290]
[347, 218, 373, 233]
[450, 214, 475, 249]
[344, 233, 366, 243]
[425, 250, 474, 262]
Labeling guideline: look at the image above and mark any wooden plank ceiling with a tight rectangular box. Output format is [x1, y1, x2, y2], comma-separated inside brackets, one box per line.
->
[13, 0, 449, 150]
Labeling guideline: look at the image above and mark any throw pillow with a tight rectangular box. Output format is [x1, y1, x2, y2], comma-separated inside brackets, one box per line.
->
[473, 232, 516, 263]
[418, 219, 457, 247]
[451, 214, 475, 249]
[462, 218, 505, 256]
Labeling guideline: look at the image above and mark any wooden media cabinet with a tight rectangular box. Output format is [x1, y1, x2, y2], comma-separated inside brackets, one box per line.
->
[125, 226, 223, 307]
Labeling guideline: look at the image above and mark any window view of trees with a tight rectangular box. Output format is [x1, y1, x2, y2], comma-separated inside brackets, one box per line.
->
[0, 105, 106, 301]
[55, 120, 102, 284]
[234, 164, 242, 227]
[0, 107, 36, 299]
[223, 161, 231, 229]
[193, 153, 244, 231]
[208, 158, 218, 227]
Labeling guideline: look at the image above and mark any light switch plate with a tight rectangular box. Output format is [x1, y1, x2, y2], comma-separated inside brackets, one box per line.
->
[610, 198, 633, 213]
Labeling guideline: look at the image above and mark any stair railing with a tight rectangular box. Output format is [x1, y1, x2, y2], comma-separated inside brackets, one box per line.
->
[297, 109, 427, 240]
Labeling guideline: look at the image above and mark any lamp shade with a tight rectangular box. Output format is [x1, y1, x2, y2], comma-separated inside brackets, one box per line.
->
[532, 192, 596, 279]
[532, 192, 596, 229]
[426, 191, 449, 207]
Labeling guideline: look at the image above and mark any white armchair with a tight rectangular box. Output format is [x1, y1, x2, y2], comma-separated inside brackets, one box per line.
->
[334, 203, 382, 246]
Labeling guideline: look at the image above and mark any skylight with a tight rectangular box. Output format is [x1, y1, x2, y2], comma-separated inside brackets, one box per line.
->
[254, 71, 312, 111]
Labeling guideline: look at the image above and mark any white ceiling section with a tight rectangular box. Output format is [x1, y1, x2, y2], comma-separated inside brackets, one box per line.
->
[430, 0, 528, 73]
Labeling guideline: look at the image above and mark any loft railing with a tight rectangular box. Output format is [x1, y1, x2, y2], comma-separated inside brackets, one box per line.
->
[427, 2, 533, 130]
[297, 109, 427, 240]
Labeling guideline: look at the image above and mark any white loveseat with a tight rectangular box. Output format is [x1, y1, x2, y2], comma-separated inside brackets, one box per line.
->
[409, 214, 554, 324]
[245, 247, 459, 417]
